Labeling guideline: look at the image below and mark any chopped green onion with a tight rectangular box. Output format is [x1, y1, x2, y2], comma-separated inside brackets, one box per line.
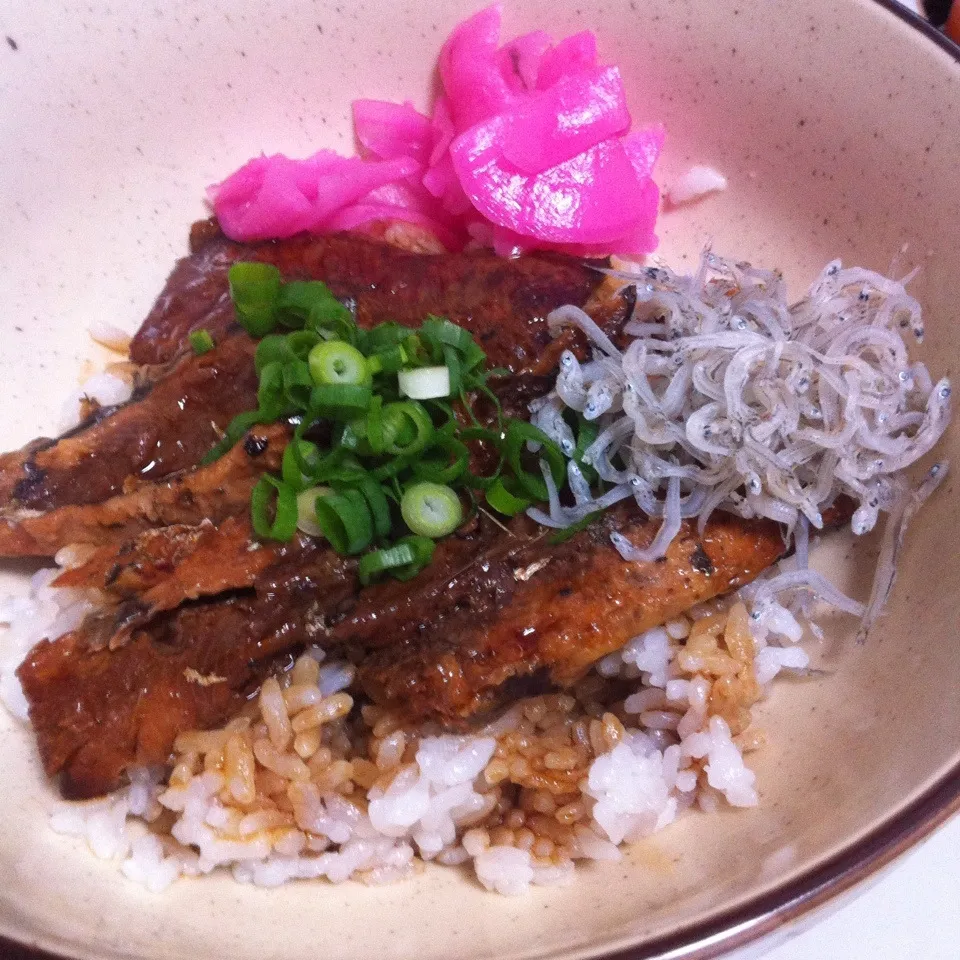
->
[368, 344, 406, 375]
[229, 262, 282, 336]
[364, 396, 385, 455]
[306, 298, 355, 341]
[366, 321, 407, 351]
[278, 281, 341, 324]
[189, 329, 215, 355]
[412, 434, 470, 485]
[257, 361, 289, 421]
[310, 383, 373, 418]
[443, 345, 462, 395]
[282, 439, 321, 491]
[504, 419, 566, 501]
[401, 482, 463, 538]
[218, 268, 618, 578]
[381, 401, 434, 456]
[295, 485, 331, 537]
[358, 535, 435, 585]
[255, 334, 295, 373]
[421, 316, 475, 354]
[398, 365, 451, 400]
[459, 426, 505, 490]
[338, 420, 366, 453]
[299, 443, 365, 485]
[314, 489, 373, 554]
[357, 475, 392, 539]
[282, 359, 314, 410]
[358, 541, 415, 585]
[251, 475, 298, 541]
[372, 453, 416, 481]
[285, 330, 323, 360]
[485, 477, 531, 516]
[308, 341, 371, 388]
[202, 410, 264, 464]
[389, 535, 436, 581]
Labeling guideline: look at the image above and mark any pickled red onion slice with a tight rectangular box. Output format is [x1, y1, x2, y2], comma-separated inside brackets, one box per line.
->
[352, 100, 433, 164]
[498, 66, 631, 175]
[209, 152, 420, 241]
[451, 117, 657, 248]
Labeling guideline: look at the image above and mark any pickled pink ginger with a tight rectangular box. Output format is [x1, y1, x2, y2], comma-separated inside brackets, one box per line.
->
[209, 4, 663, 257]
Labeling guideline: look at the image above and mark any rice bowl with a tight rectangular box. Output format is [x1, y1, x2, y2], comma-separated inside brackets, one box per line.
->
[0, 1, 958, 959]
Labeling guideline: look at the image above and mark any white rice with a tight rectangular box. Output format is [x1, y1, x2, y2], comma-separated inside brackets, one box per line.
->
[58, 371, 134, 433]
[666, 165, 729, 206]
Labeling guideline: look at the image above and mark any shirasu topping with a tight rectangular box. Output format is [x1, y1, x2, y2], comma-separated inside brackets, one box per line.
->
[529, 251, 951, 633]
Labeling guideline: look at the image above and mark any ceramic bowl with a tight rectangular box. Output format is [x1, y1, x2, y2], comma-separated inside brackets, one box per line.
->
[0, 1, 957, 958]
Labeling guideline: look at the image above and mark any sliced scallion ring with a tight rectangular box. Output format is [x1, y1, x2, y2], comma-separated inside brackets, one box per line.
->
[412, 434, 470, 485]
[295, 485, 332, 537]
[357, 475, 392, 539]
[251, 475, 299, 541]
[308, 341, 372, 387]
[357, 535, 435, 585]
[282, 359, 314, 410]
[188, 329, 215, 355]
[368, 344, 407, 375]
[381, 401, 434, 456]
[504, 419, 566, 501]
[443, 345, 462, 395]
[485, 476, 531, 517]
[460, 426, 505, 490]
[389, 535, 435, 581]
[358, 541, 415, 585]
[255, 334, 296, 373]
[372, 453, 417, 481]
[398, 365, 451, 400]
[284, 329, 323, 360]
[229, 262, 282, 336]
[278, 281, 342, 324]
[282, 439, 321, 491]
[400, 482, 463, 538]
[314, 489, 373, 554]
[309, 383, 373, 418]
[256, 361, 289, 421]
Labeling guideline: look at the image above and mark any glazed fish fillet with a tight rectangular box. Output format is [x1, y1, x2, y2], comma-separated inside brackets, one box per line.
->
[17, 507, 788, 798]
[129, 220, 603, 371]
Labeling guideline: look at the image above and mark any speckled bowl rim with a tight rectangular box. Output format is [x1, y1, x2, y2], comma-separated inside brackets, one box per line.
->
[0, 2, 957, 959]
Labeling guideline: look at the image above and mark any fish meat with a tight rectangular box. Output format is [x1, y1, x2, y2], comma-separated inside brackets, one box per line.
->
[0, 333, 258, 512]
[129, 220, 605, 373]
[0, 423, 288, 556]
[17, 506, 788, 797]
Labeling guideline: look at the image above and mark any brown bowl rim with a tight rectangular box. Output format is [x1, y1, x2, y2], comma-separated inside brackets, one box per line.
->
[1, 1, 958, 959]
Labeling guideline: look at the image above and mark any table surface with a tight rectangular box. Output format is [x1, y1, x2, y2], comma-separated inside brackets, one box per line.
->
[759, 814, 959, 959]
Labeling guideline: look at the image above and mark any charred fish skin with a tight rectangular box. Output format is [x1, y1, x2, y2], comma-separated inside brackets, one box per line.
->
[16, 504, 789, 798]
[0, 227, 618, 559]
[0, 423, 288, 557]
[0, 333, 259, 515]
[130, 223, 605, 373]
[357, 508, 788, 724]
[17, 538, 357, 799]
